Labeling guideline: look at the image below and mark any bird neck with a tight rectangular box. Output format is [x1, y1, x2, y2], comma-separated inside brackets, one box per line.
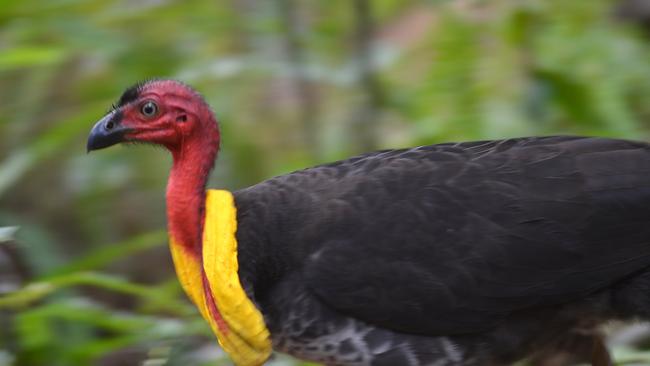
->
[166, 128, 219, 255]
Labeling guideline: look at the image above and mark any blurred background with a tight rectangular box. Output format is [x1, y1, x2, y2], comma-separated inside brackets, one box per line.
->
[3, 0, 650, 365]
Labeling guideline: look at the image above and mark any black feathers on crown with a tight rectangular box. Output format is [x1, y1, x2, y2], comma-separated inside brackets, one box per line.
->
[109, 79, 159, 112]
[107, 79, 212, 120]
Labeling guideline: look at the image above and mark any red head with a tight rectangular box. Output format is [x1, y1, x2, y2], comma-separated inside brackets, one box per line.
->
[88, 80, 221, 253]
[87, 79, 220, 164]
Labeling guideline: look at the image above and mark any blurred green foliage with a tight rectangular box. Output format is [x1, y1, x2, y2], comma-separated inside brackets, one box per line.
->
[1, 0, 650, 365]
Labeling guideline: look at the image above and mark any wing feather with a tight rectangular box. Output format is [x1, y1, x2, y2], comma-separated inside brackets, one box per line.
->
[239, 136, 650, 336]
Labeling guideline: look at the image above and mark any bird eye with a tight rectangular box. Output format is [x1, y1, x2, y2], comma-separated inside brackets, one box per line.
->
[140, 101, 158, 117]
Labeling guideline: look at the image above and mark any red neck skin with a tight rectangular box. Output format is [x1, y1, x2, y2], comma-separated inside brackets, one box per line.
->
[166, 107, 220, 256]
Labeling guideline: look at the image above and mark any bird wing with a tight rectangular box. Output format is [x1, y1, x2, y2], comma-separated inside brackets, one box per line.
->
[291, 136, 650, 336]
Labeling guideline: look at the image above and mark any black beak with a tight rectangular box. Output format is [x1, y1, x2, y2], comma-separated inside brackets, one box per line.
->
[86, 111, 129, 152]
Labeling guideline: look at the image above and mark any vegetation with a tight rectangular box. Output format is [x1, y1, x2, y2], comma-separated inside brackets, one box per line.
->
[2, 0, 650, 364]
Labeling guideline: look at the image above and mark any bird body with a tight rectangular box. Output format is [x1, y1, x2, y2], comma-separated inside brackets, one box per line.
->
[87, 80, 650, 366]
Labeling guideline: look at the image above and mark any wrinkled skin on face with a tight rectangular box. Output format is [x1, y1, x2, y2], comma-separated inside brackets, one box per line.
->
[87, 80, 217, 153]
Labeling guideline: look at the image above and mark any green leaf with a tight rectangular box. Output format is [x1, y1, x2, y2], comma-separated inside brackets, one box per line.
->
[0, 46, 64, 71]
[45, 230, 167, 277]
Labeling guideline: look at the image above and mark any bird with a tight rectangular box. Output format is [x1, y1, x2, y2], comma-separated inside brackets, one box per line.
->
[86, 79, 650, 366]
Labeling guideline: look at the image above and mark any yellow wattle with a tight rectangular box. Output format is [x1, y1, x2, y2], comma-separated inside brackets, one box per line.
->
[169, 189, 272, 366]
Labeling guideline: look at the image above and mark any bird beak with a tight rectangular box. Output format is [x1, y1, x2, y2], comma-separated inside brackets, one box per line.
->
[86, 111, 130, 152]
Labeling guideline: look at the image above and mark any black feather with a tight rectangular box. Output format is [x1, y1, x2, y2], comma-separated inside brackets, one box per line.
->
[233, 136, 650, 337]
[111, 79, 159, 111]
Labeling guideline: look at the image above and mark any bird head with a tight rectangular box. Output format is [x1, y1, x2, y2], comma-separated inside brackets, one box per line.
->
[87, 79, 220, 156]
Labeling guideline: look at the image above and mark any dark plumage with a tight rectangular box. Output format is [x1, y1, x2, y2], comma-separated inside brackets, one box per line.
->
[88, 80, 650, 366]
[235, 136, 650, 365]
